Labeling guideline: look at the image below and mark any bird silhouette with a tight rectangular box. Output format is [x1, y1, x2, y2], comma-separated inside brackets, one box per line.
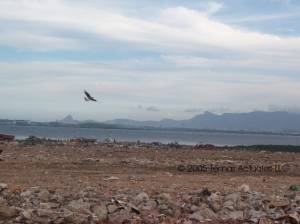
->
[84, 90, 97, 102]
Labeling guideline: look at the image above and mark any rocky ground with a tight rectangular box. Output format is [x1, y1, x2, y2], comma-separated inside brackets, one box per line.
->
[0, 140, 299, 223]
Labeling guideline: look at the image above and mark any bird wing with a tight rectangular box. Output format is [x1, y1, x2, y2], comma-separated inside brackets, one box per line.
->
[84, 90, 92, 99]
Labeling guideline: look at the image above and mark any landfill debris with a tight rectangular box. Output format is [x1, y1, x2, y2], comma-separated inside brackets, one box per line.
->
[0, 183, 298, 223]
[0, 133, 15, 142]
[103, 176, 120, 181]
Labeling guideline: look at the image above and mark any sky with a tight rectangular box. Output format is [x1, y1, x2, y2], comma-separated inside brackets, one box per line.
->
[0, 0, 300, 122]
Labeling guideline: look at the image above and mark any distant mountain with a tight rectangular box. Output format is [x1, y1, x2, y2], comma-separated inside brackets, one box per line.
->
[59, 115, 79, 124]
[105, 111, 300, 132]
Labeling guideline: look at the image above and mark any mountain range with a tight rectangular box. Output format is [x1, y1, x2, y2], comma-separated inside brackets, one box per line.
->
[60, 111, 300, 132]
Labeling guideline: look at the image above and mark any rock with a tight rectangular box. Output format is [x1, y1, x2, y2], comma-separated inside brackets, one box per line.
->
[21, 209, 33, 220]
[257, 217, 274, 224]
[236, 200, 248, 210]
[246, 209, 267, 223]
[269, 198, 290, 208]
[238, 184, 250, 193]
[107, 204, 118, 214]
[134, 192, 149, 205]
[224, 192, 240, 203]
[108, 208, 131, 224]
[227, 210, 244, 219]
[140, 199, 157, 211]
[0, 205, 19, 219]
[21, 190, 33, 198]
[37, 208, 54, 217]
[189, 211, 204, 221]
[294, 195, 300, 203]
[68, 199, 90, 213]
[38, 189, 50, 201]
[208, 192, 222, 212]
[158, 204, 174, 216]
[32, 216, 51, 224]
[190, 205, 199, 212]
[91, 204, 107, 221]
[189, 208, 217, 221]
[157, 193, 172, 202]
[0, 183, 8, 192]
[198, 188, 211, 198]
[40, 202, 59, 209]
[287, 211, 300, 224]
[223, 200, 235, 210]
[60, 208, 74, 223]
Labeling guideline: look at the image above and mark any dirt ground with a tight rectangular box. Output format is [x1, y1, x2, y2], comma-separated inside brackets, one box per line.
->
[0, 142, 299, 196]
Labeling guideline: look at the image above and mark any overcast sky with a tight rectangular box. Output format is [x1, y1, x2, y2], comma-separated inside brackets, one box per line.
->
[1, 0, 300, 121]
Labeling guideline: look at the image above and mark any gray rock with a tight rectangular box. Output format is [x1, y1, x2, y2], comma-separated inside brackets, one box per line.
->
[37, 208, 54, 217]
[0, 183, 8, 192]
[236, 200, 248, 210]
[158, 193, 172, 202]
[40, 202, 59, 209]
[223, 200, 235, 211]
[224, 192, 240, 203]
[59, 208, 74, 223]
[38, 189, 50, 201]
[238, 184, 250, 193]
[158, 203, 174, 216]
[227, 210, 244, 219]
[190, 205, 199, 212]
[20, 190, 33, 198]
[91, 204, 107, 221]
[189, 211, 204, 221]
[107, 204, 118, 214]
[21, 209, 33, 219]
[208, 192, 222, 212]
[134, 192, 149, 205]
[140, 199, 157, 211]
[108, 208, 131, 224]
[0, 205, 19, 220]
[189, 208, 217, 221]
[68, 199, 90, 212]
[32, 216, 51, 224]
[246, 209, 267, 222]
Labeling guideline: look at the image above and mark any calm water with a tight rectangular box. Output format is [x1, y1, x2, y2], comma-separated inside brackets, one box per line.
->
[1, 125, 300, 146]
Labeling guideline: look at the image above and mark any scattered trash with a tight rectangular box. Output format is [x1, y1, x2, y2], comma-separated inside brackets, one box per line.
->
[289, 184, 299, 192]
[0, 134, 15, 142]
[70, 138, 97, 145]
[103, 176, 120, 181]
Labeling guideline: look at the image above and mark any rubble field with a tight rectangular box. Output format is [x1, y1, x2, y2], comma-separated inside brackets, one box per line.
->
[0, 140, 299, 223]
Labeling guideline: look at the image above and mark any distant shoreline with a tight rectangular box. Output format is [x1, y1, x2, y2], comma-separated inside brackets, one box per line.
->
[1, 122, 300, 137]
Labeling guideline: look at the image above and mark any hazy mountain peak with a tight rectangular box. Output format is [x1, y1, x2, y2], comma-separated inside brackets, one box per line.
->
[60, 115, 79, 124]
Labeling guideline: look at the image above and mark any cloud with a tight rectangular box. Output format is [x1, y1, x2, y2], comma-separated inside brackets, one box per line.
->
[0, 0, 299, 55]
[1, 60, 300, 120]
[184, 108, 203, 113]
[146, 106, 160, 112]
[0, 31, 84, 51]
[227, 12, 300, 23]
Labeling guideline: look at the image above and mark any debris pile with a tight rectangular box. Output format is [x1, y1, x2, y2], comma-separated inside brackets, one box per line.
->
[0, 183, 299, 224]
[70, 138, 97, 146]
[0, 134, 15, 142]
[20, 136, 64, 146]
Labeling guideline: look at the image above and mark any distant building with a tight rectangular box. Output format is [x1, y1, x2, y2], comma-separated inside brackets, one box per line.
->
[15, 120, 31, 125]
[0, 119, 15, 125]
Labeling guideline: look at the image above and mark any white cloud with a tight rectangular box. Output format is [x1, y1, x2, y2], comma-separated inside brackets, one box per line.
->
[0, 0, 299, 54]
[0, 31, 84, 51]
[1, 60, 300, 120]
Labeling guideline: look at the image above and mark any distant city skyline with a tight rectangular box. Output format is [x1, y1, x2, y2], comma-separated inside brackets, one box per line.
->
[1, 0, 300, 121]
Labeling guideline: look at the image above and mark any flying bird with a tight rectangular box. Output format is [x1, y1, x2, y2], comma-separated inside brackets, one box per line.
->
[84, 90, 97, 102]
